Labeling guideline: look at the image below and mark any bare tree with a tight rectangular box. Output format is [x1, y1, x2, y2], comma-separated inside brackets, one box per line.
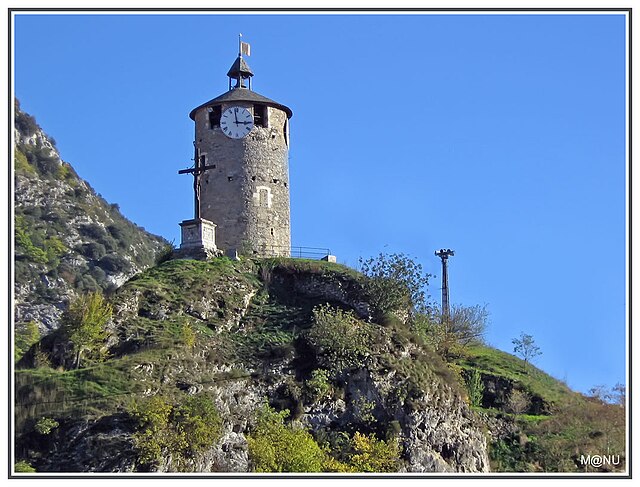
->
[416, 304, 489, 358]
[512, 332, 542, 368]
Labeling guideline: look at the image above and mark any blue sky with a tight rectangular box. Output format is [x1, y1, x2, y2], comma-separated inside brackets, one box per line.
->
[13, 12, 627, 395]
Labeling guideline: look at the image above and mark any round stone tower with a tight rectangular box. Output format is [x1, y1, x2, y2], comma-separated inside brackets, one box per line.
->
[188, 52, 293, 257]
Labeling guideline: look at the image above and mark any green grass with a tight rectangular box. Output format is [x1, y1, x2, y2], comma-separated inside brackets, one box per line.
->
[456, 344, 575, 408]
[14, 358, 142, 431]
[259, 257, 363, 281]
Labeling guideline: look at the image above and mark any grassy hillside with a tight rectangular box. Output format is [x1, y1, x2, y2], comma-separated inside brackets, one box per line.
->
[14, 257, 625, 473]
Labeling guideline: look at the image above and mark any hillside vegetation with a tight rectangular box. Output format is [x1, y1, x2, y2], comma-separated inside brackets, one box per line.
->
[13, 103, 625, 474]
[13, 100, 168, 339]
[14, 257, 625, 473]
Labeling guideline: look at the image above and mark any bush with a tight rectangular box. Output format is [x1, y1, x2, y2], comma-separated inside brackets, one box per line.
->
[14, 460, 36, 473]
[307, 304, 376, 370]
[465, 369, 484, 407]
[15, 110, 38, 136]
[34, 417, 59, 435]
[21, 144, 59, 176]
[131, 394, 222, 470]
[15, 321, 40, 362]
[80, 242, 107, 260]
[306, 369, 331, 400]
[347, 432, 401, 472]
[14, 148, 36, 174]
[79, 223, 106, 240]
[247, 404, 326, 472]
[359, 252, 432, 316]
[97, 253, 131, 274]
[506, 389, 531, 415]
[173, 395, 222, 455]
[15, 215, 47, 264]
[131, 395, 175, 466]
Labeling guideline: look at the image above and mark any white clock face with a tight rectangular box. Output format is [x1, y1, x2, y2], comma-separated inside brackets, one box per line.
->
[220, 106, 254, 139]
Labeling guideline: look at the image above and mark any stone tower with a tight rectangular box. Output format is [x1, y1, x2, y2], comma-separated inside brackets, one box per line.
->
[185, 50, 293, 257]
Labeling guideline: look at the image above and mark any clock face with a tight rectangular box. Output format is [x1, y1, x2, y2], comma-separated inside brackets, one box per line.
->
[220, 106, 254, 139]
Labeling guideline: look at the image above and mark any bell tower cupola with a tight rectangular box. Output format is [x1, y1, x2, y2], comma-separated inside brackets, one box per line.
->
[227, 55, 254, 90]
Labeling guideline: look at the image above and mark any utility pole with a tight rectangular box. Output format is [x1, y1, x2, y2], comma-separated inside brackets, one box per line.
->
[435, 249, 455, 320]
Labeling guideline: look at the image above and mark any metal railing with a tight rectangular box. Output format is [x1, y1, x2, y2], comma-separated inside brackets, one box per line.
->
[260, 245, 332, 259]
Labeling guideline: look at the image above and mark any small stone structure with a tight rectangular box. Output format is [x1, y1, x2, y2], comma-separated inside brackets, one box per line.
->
[174, 218, 220, 260]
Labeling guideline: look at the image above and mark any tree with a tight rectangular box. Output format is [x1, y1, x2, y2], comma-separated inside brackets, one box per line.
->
[512, 332, 542, 368]
[414, 304, 489, 358]
[358, 252, 432, 317]
[62, 291, 112, 369]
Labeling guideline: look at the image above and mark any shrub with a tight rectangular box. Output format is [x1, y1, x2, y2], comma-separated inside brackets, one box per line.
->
[465, 369, 484, 407]
[307, 304, 376, 370]
[15, 215, 47, 264]
[155, 244, 174, 265]
[347, 432, 401, 472]
[179, 321, 196, 349]
[14, 149, 36, 174]
[15, 321, 40, 362]
[97, 253, 131, 274]
[173, 395, 222, 455]
[247, 403, 326, 472]
[80, 223, 108, 240]
[15, 110, 38, 136]
[506, 389, 531, 415]
[359, 252, 432, 316]
[306, 369, 331, 400]
[131, 395, 175, 466]
[80, 242, 107, 260]
[34, 417, 59, 435]
[14, 460, 36, 473]
[21, 144, 59, 176]
[131, 394, 222, 470]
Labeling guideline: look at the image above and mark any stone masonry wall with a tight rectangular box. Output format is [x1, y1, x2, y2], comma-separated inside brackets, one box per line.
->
[194, 103, 290, 256]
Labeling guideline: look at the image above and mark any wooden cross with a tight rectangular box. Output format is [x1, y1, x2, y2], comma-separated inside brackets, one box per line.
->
[178, 146, 216, 219]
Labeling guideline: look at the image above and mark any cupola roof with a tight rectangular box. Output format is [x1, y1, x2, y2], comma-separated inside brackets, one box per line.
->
[189, 88, 293, 120]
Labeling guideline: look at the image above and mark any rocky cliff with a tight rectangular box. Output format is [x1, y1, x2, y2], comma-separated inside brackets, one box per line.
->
[13, 101, 168, 334]
[15, 258, 490, 473]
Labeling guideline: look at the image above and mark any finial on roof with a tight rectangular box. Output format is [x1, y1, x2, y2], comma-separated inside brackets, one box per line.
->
[228, 35, 253, 90]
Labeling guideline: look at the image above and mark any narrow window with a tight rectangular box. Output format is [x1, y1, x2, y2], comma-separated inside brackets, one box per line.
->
[254, 104, 267, 127]
[259, 188, 269, 207]
[208, 106, 221, 128]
